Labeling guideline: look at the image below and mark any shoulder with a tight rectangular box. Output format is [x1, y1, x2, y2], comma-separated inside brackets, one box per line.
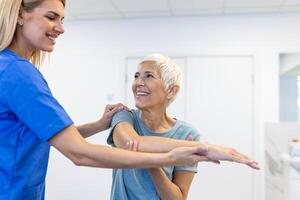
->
[0, 50, 36, 78]
[111, 109, 138, 127]
[1, 57, 44, 85]
[113, 109, 134, 119]
[175, 120, 202, 141]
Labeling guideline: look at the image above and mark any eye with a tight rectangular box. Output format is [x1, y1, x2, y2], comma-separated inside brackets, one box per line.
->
[46, 15, 56, 21]
[145, 73, 154, 79]
[134, 73, 139, 79]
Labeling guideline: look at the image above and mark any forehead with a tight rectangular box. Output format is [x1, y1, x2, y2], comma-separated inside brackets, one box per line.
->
[138, 61, 160, 73]
[32, 0, 65, 16]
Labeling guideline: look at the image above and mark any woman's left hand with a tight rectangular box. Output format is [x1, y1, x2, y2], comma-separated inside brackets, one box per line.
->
[125, 140, 139, 151]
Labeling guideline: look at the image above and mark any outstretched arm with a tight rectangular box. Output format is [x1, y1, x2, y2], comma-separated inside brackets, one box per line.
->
[113, 122, 260, 169]
[48, 124, 207, 168]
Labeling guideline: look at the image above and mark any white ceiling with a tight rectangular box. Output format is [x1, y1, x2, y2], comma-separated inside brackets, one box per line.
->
[65, 0, 300, 20]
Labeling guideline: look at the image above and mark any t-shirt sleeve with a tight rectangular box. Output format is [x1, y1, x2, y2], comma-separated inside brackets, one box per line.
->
[0, 60, 73, 142]
[174, 130, 201, 173]
[107, 110, 134, 146]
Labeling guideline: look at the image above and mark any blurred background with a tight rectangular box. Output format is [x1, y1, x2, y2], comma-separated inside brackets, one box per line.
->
[42, 0, 300, 199]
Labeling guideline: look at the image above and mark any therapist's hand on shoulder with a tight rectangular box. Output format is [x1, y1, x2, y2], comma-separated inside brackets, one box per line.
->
[76, 103, 129, 139]
[97, 103, 129, 131]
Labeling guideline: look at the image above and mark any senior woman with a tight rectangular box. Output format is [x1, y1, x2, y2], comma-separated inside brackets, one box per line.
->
[107, 54, 259, 200]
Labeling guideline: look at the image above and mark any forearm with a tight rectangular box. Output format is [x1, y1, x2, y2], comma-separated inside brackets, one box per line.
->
[74, 143, 172, 168]
[76, 119, 106, 138]
[129, 136, 201, 153]
[114, 123, 203, 153]
[148, 168, 184, 200]
[49, 125, 174, 168]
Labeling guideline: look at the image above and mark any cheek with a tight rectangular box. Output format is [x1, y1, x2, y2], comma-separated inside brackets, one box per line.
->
[23, 20, 45, 38]
[132, 84, 136, 93]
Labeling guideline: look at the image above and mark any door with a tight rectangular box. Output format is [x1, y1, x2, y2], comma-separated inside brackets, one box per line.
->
[186, 56, 254, 200]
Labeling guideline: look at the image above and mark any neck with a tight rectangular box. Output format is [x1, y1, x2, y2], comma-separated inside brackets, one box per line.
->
[140, 107, 176, 133]
[8, 32, 35, 60]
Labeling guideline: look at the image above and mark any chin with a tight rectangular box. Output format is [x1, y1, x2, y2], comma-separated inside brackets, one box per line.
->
[44, 47, 54, 52]
[41, 44, 54, 52]
[135, 103, 144, 109]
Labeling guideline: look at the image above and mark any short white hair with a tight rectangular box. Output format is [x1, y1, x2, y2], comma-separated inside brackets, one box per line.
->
[139, 53, 182, 105]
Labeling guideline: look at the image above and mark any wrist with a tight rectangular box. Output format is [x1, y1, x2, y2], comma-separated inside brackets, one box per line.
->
[94, 118, 106, 132]
[203, 142, 209, 152]
[164, 152, 174, 166]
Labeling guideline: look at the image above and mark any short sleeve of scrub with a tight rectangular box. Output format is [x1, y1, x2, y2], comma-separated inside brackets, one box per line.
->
[0, 59, 73, 141]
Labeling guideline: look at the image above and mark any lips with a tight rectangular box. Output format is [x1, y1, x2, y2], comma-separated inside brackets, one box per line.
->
[136, 90, 150, 97]
[46, 33, 58, 44]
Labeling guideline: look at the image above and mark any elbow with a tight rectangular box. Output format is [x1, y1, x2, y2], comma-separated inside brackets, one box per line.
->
[71, 155, 84, 166]
[65, 143, 91, 167]
[68, 151, 87, 166]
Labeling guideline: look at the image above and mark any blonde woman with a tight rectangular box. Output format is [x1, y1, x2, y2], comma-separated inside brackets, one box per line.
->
[0, 1, 213, 199]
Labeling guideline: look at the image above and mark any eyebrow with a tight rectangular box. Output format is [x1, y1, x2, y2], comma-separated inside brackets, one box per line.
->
[144, 71, 154, 74]
[48, 11, 65, 20]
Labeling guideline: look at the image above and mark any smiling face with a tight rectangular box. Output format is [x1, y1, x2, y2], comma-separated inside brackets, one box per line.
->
[17, 0, 65, 53]
[132, 61, 169, 110]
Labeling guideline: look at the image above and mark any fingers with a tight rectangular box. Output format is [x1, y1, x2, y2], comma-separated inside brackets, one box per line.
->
[106, 103, 123, 111]
[192, 146, 220, 164]
[125, 140, 139, 152]
[193, 155, 210, 163]
[105, 103, 127, 116]
[228, 149, 260, 170]
[192, 146, 209, 156]
[246, 160, 260, 170]
[186, 135, 193, 141]
[209, 159, 221, 164]
[132, 141, 138, 151]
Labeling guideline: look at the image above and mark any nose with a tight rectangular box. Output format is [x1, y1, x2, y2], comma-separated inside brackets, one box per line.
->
[54, 21, 64, 34]
[135, 76, 145, 86]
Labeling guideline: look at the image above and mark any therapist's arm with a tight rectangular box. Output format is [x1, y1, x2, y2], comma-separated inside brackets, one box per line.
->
[77, 103, 126, 138]
[113, 122, 260, 169]
[48, 124, 207, 168]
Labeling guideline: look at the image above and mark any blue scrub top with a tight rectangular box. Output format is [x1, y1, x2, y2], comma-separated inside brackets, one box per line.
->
[0, 49, 73, 200]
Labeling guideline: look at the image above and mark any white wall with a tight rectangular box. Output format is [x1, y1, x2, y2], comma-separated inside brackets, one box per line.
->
[42, 13, 300, 200]
[280, 76, 298, 122]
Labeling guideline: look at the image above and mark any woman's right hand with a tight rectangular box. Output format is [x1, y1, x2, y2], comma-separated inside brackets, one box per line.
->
[204, 143, 260, 170]
[167, 146, 211, 166]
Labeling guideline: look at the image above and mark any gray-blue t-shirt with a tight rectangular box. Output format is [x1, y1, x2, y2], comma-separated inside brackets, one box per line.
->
[107, 109, 201, 200]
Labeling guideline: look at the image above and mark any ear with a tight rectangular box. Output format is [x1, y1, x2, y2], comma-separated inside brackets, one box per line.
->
[167, 85, 180, 100]
[17, 6, 25, 26]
